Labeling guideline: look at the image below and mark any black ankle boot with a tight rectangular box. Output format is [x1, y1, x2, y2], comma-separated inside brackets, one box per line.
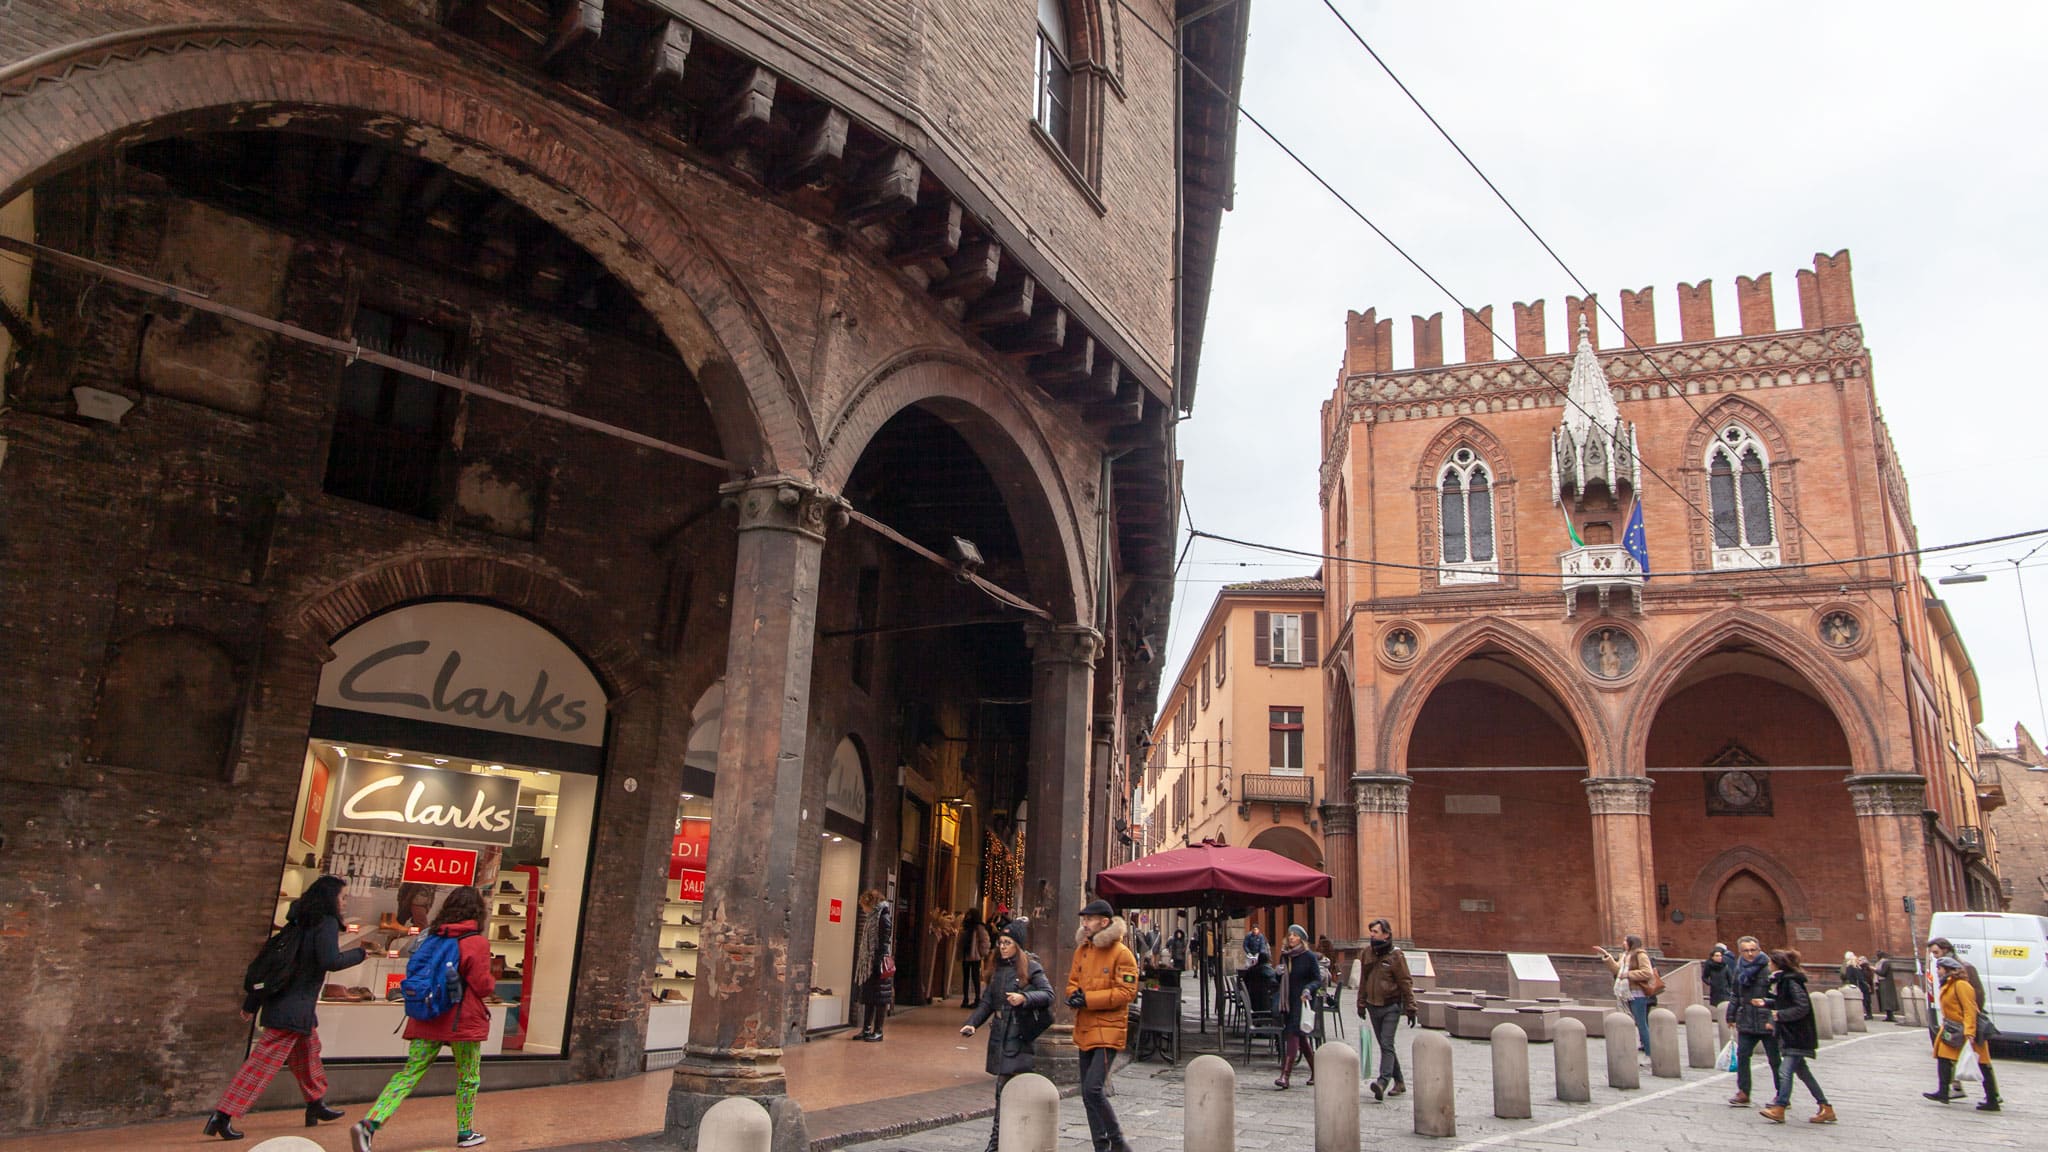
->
[203, 1111, 245, 1140]
[307, 1098, 345, 1124]
[1978, 1066, 2001, 1110]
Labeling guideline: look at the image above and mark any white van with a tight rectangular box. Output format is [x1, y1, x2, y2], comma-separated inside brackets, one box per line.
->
[1927, 911, 2048, 1045]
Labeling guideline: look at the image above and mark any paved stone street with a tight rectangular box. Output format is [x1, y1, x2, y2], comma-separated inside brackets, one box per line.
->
[845, 1002, 2044, 1152]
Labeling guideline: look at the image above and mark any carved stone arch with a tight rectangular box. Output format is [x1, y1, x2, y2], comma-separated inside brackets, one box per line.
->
[1379, 616, 1610, 776]
[1325, 654, 1358, 779]
[287, 551, 652, 699]
[817, 348, 1088, 623]
[1411, 418, 1519, 591]
[1622, 607, 1879, 778]
[1678, 396, 1804, 570]
[1689, 846, 1812, 928]
[0, 27, 812, 475]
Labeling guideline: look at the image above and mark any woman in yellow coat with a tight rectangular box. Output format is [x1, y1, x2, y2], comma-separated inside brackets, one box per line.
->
[1923, 956, 2000, 1111]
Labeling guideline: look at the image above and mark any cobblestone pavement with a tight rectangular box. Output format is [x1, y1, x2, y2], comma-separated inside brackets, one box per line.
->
[843, 1002, 2045, 1152]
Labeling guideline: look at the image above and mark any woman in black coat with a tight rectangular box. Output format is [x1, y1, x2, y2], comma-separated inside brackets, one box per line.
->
[1702, 943, 1736, 1010]
[1273, 925, 1324, 1090]
[204, 875, 367, 1139]
[1758, 949, 1834, 1125]
[853, 889, 895, 1042]
[961, 920, 1053, 1152]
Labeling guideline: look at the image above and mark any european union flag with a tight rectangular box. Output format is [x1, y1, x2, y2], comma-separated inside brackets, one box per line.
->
[1623, 499, 1650, 579]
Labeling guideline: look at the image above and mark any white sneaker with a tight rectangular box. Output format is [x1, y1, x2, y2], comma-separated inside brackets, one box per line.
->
[456, 1133, 487, 1148]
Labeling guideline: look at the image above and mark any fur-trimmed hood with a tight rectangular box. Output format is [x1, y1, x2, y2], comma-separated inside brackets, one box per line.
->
[1076, 915, 1128, 950]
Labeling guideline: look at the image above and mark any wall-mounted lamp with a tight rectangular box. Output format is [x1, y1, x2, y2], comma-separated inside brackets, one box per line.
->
[1656, 883, 1670, 908]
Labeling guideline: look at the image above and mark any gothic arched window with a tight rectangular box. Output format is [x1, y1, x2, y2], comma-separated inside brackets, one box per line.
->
[1706, 424, 1777, 566]
[1438, 446, 1497, 583]
[1035, 0, 1075, 151]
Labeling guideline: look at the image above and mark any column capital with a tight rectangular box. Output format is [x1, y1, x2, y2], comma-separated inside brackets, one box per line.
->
[1318, 799, 1357, 835]
[1352, 773, 1412, 815]
[721, 475, 847, 541]
[1025, 622, 1103, 666]
[1583, 775, 1654, 815]
[1846, 772, 1927, 816]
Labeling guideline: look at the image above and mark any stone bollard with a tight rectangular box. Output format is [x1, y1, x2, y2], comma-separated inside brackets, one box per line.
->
[1648, 1007, 1681, 1079]
[1313, 1042, 1361, 1152]
[1412, 1030, 1457, 1138]
[1603, 1012, 1640, 1089]
[1813, 992, 1834, 1041]
[1845, 987, 1867, 1032]
[697, 1098, 772, 1152]
[1553, 1015, 1590, 1103]
[1491, 1022, 1532, 1119]
[1685, 1004, 1717, 1069]
[249, 1140, 325, 1152]
[997, 1073, 1059, 1152]
[1185, 1055, 1236, 1152]
[1826, 989, 1848, 1036]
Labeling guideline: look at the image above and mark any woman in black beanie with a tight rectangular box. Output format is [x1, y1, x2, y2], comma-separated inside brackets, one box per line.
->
[961, 919, 1053, 1152]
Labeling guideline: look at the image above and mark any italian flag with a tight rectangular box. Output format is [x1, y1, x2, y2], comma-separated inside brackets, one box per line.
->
[1562, 505, 1584, 547]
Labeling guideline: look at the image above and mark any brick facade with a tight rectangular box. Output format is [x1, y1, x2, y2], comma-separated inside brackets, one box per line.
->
[1321, 253, 1997, 961]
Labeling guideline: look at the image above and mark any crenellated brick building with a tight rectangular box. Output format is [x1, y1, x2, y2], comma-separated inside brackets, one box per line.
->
[1317, 252, 2001, 960]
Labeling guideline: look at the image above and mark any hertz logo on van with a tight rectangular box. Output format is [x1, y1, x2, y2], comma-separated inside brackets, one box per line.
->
[1991, 945, 2031, 959]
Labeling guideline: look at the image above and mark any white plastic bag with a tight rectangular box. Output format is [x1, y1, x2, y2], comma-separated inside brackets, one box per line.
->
[1716, 1039, 1738, 1073]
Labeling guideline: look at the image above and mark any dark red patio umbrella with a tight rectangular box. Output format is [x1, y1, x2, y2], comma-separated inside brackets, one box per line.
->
[1095, 840, 1330, 908]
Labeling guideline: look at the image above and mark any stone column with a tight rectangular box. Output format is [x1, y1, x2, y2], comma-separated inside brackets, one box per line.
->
[1087, 715, 1115, 881]
[667, 477, 841, 1152]
[1585, 777, 1656, 947]
[1352, 774, 1412, 943]
[1848, 773, 1930, 955]
[1022, 622, 1101, 1082]
[1318, 797, 1359, 947]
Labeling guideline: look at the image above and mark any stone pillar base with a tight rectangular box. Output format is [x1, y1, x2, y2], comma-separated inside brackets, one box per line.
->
[665, 1056, 810, 1152]
[1033, 1025, 1083, 1086]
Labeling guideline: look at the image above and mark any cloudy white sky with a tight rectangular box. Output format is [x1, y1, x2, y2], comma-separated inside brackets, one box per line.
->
[1170, 1, 2048, 744]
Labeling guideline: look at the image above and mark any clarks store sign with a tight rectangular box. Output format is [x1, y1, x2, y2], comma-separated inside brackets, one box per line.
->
[332, 758, 522, 846]
[316, 601, 607, 749]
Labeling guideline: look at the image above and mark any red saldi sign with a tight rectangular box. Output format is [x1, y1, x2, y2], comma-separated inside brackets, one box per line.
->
[402, 844, 478, 886]
[668, 816, 711, 882]
[299, 758, 330, 850]
[829, 898, 842, 924]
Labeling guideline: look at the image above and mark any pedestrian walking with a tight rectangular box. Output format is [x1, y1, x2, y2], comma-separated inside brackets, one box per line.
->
[1067, 899, 1139, 1152]
[1702, 942, 1735, 1013]
[348, 885, 495, 1151]
[1758, 949, 1835, 1124]
[960, 919, 1054, 1152]
[1924, 955, 2002, 1111]
[1243, 923, 1268, 964]
[205, 875, 364, 1140]
[1596, 934, 1659, 1059]
[853, 889, 895, 1042]
[1166, 927, 1187, 971]
[1839, 951, 1874, 1006]
[1872, 950, 1902, 1022]
[1926, 936, 1986, 1096]
[1726, 935, 1782, 1107]
[960, 907, 991, 1009]
[1356, 917, 1416, 1102]
[1273, 925, 1323, 1089]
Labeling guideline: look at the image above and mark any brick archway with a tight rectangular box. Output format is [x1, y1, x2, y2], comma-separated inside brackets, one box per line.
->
[1621, 607, 1880, 777]
[0, 25, 812, 475]
[1379, 616, 1610, 775]
[287, 551, 651, 699]
[1688, 845, 1812, 934]
[817, 347, 1089, 622]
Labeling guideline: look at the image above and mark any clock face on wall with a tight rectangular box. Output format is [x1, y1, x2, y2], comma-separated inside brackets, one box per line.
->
[1716, 770, 1761, 806]
[1706, 768, 1772, 816]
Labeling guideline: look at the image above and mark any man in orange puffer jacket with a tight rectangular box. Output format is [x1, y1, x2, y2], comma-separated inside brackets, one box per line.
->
[1067, 899, 1139, 1152]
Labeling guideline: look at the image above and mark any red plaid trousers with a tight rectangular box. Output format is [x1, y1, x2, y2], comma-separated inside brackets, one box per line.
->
[215, 1027, 328, 1116]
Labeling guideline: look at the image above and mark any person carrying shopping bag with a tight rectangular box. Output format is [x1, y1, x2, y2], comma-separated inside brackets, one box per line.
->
[1272, 925, 1323, 1089]
[1924, 955, 2002, 1111]
[349, 885, 495, 1150]
[205, 875, 364, 1140]
[959, 919, 1054, 1152]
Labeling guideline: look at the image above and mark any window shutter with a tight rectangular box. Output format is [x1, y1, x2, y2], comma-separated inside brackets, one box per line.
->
[1302, 612, 1320, 666]
[1253, 611, 1271, 665]
[1215, 629, 1227, 684]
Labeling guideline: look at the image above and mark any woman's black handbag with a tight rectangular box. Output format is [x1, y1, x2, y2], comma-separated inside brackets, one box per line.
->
[1938, 1017, 1966, 1049]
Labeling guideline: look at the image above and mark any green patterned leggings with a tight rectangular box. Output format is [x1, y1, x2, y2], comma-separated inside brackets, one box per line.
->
[365, 1040, 482, 1133]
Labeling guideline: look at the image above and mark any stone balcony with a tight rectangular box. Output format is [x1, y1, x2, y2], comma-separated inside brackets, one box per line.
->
[1239, 772, 1315, 811]
[1560, 544, 1644, 616]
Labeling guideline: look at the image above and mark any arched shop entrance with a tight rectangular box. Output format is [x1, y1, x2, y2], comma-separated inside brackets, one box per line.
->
[809, 738, 871, 1030]
[297, 600, 609, 1058]
[649, 685, 724, 1055]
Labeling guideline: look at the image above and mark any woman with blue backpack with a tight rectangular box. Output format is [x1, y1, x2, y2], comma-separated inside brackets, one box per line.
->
[350, 885, 495, 1151]
[205, 874, 364, 1140]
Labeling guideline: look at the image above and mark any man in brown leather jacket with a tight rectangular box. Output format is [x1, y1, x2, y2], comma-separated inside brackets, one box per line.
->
[1355, 918, 1417, 1101]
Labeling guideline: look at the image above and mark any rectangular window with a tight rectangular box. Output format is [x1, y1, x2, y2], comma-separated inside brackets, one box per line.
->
[1200, 661, 1211, 710]
[323, 308, 457, 518]
[1269, 708, 1305, 774]
[1035, 32, 1073, 147]
[1709, 455, 1740, 548]
[1214, 629, 1227, 685]
[1270, 614, 1302, 665]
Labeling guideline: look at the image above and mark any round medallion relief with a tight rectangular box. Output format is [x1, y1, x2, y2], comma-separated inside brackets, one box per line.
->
[1820, 610, 1861, 650]
[1579, 625, 1640, 681]
[1384, 627, 1419, 664]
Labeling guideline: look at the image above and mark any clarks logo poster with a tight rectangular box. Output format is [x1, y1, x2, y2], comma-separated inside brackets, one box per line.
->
[332, 759, 522, 846]
[317, 601, 607, 747]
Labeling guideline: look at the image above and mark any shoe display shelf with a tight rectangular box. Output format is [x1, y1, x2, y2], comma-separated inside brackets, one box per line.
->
[490, 864, 542, 1052]
[648, 875, 700, 1050]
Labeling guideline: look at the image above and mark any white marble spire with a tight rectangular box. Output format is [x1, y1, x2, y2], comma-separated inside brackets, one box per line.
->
[1552, 316, 1638, 502]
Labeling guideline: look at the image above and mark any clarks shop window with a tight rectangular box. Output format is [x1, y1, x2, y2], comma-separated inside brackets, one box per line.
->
[282, 600, 608, 1059]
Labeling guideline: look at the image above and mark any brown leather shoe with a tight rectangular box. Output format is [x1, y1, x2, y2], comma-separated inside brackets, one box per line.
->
[1759, 1104, 1787, 1123]
[1388, 1082, 1406, 1096]
[1727, 1092, 1749, 1106]
[1809, 1105, 1837, 1124]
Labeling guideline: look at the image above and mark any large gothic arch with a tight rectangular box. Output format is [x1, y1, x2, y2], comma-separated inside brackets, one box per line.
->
[0, 25, 813, 475]
[1379, 616, 1610, 775]
[1621, 607, 1880, 775]
[817, 348, 1091, 623]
